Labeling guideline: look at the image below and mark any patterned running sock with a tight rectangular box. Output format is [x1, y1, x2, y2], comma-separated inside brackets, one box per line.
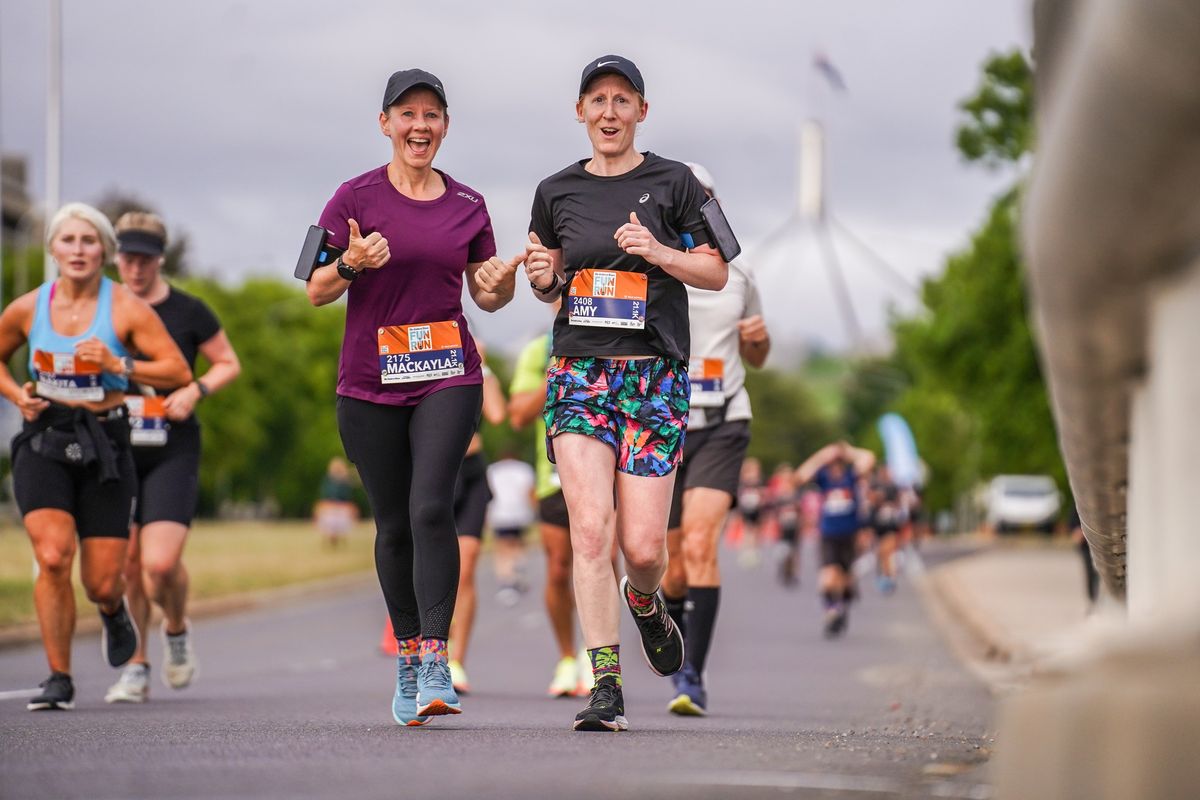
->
[419, 637, 449, 660]
[663, 593, 688, 639]
[624, 580, 659, 618]
[588, 645, 622, 686]
[397, 636, 421, 657]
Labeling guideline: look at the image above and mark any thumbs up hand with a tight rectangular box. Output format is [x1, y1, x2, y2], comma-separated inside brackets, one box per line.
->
[614, 210, 665, 264]
[343, 218, 390, 270]
[525, 230, 558, 292]
[476, 251, 526, 294]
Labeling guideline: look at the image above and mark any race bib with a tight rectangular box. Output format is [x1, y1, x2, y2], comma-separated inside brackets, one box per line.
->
[568, 269, 647, 329]
[689, 358, 725, 407]
[824, 487, 854, 516]
[33, 350, 104, 403]
[125, 395, 168, 447]
[378, 321, 465, 384]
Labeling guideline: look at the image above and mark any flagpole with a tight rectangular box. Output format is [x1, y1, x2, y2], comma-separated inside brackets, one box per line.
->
[45, 0, 62, 282]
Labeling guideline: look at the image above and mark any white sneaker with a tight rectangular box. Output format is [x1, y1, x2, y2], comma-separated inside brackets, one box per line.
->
[105, 663, 150, 703]
[575, 647, 594, 696]
[162, 621, 197, 689]
[548, 656, 578, 697]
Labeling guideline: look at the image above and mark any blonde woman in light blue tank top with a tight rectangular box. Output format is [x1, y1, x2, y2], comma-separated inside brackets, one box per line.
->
[0, 203, 190, 711]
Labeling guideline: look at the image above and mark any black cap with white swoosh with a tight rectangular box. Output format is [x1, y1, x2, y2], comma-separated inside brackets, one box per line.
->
[579, 55, 645, 97]
[382, 68, 448, 111]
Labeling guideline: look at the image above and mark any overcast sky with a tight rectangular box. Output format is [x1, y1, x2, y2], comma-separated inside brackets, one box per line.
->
[0, 1, 1030, 357]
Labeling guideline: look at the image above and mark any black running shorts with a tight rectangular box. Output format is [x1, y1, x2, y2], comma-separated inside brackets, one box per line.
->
[537, 490, 570, 529]
[667, 420, 751, 530]
[132, 424, 201, 526]
[12, 439, 136, 539]
[454, 452, 492, 539]
[820, 536, 857, 573]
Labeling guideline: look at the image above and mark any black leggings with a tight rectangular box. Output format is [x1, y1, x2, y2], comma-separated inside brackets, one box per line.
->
[337, 387, 482, 640]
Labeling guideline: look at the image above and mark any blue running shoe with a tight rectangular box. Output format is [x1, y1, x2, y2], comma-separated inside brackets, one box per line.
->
[877, 575, 897, 595]
[667, 664, 707, 717]
[392, 654, 430, 727]
[416, 654, 462, 716]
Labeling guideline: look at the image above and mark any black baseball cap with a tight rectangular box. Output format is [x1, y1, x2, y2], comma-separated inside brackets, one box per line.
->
[116, 229, 165, 257]
[382, 69, 448, 111]
[579, 55, 645, 97]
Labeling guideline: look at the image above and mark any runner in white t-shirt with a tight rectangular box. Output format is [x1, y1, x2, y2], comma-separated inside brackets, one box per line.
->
[659, 163, 771, 716]
[486, 456, 536, 604]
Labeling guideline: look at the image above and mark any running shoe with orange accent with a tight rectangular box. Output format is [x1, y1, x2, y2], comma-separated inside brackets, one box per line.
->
[416, 654, 462, 716]
[548, 656, 578, 697]
[392, 654, 430, 727]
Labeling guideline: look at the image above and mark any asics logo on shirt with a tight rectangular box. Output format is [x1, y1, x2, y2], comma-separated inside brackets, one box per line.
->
[639, 193, 650, 203]
[457, 191, 479, 203]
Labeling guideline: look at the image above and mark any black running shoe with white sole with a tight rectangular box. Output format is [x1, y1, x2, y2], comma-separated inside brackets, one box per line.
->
[573, 676, 628, 731]
[27, 672, 74, 711]
[100, 598, 139, 668]
[620, 576, 684, 676]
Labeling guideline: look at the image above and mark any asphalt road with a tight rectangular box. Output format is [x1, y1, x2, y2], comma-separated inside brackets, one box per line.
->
[0, 539, 994, 800]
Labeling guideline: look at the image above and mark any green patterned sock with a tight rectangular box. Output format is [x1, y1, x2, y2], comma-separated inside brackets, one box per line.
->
[588, 645, 622, 686]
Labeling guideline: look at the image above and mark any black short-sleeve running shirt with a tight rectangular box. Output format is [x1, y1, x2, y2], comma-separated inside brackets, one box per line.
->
[133, 286, 222, 424]
[530, 152, 711, 361]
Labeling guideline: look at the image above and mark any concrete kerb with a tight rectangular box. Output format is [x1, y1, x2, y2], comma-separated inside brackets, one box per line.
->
[0, 570, 375, 651]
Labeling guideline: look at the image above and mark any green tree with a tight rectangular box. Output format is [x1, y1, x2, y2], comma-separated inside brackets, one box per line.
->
[883, 47, 1066, 514]
[744, 368, 840, 472]
[955, 50, 1034, 167]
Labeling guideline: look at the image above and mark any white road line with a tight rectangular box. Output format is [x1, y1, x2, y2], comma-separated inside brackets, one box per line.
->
[662, 769, 992, 799]
[0, 688, 41, 701]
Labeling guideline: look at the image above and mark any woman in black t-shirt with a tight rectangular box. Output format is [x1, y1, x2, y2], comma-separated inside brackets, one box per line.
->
[524, 54, 727, 732]
[105, 212, 241, 704]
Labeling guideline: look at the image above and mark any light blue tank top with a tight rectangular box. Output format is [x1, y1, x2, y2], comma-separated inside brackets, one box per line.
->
[28, 277, 130, 393]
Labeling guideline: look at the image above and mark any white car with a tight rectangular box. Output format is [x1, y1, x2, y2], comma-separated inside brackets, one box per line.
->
[986, 475, 1061, 533]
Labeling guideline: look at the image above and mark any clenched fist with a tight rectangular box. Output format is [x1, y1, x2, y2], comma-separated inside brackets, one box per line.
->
[525, 231, 556, 291]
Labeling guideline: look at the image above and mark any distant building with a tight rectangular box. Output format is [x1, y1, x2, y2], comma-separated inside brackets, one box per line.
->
[2, 155, 34, 236]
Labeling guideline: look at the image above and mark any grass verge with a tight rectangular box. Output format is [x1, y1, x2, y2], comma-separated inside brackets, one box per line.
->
[0, 519, 374, 629]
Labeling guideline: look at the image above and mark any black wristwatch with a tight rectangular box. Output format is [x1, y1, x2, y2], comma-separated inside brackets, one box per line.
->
[336, 255, 361, 282]
[534, 273, 562, 296]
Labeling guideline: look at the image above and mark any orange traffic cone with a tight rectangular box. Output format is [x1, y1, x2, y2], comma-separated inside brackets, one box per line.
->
[379, 617, 398, 656]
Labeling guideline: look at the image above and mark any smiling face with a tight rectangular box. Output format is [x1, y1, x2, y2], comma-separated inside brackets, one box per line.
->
[576, 73, 647, 160]
[380, 87, 448, 170]
[50, 217, 107, 282]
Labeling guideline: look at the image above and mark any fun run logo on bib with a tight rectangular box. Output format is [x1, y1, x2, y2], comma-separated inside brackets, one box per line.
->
[33, 350, 104, 403]
[689, 357, 725, 407]
[125, 395, 168, 447]
[568, 269, 647, 329]
[378, 321, 466, 384]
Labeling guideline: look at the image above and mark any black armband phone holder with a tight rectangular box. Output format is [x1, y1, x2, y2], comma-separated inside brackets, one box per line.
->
[699, 198, 742, 262]
[294, 225, 345, 281]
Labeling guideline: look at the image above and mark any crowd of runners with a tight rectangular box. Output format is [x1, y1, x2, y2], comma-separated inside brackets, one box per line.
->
[2, 54, 926, 730]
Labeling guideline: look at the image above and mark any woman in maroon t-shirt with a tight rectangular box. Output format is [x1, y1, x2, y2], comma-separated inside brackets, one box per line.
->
[307, 68, 524, 726]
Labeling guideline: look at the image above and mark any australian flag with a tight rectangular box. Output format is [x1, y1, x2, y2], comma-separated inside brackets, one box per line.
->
[813, 52, 847, 93]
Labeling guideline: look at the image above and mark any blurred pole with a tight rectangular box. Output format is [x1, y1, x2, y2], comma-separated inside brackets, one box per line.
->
[1, 0, 6, 306]
[44, 0, 61, 281]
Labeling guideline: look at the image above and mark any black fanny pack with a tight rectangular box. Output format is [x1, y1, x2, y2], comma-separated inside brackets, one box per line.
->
[13, 405, 130, 482]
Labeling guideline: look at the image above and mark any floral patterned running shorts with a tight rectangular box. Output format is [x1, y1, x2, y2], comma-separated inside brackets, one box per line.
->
[543, 355, 690, 478]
